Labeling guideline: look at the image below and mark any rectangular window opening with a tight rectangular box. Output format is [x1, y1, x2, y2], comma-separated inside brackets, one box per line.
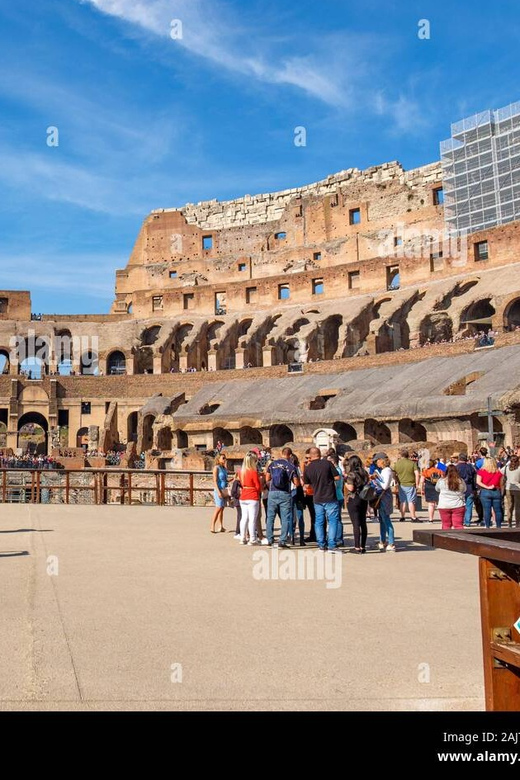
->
[348, 271, 360, 290]
[349, 208, 361, 225]
[246, 286, 257, 304]
[278, 284, 290, 300]
[475, 240, 489, 261]
[312, 278, 324, 295]
[202, 235, 213, 250]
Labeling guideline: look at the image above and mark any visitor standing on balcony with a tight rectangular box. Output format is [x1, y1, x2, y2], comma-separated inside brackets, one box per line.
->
[211, 453, 229, 533]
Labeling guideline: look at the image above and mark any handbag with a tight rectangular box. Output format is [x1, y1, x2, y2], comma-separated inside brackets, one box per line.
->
[359, 482, 377, 502]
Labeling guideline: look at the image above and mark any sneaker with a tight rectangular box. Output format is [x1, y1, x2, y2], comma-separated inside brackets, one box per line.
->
[386, 544, 397, 552]
[278, 542, 291, 549]
[318, 546, 326, 551]
[233, 534, 241, 540]
[248, 539, 261, 545]
[240, 539, 247, 545]
[327, 548, 343, 554]
[261, 538, 270, 545]
[399, 517, 406, 522]
[377, 541, 386, 550]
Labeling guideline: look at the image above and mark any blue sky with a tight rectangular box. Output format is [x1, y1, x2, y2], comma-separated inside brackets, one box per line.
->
[0, 0, 519, 314]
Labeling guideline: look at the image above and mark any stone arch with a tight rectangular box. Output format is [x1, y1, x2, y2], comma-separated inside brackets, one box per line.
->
[364, 419, 391, 445]
[127, 412, 138, 443]
[213, 427, 233, 448]
[332, 421, 357, 443]
[504, 297, 520, 330]
[135, 346, 154, 374]
[269, 424, 294, 447]
[140, 325, 162, 346]
[17, 411, 48, 454]
[239, 426, 263, 445]
[308, 314, 342, 361]
[459, 298, 495, 334]
[164, 322, 195, 371]
[107, 350, 126, 375]
[157, 427, 173, 451]
[142, 414, 155, 451]
[419, 312, 453, 345]
[399, 418, 427, 443]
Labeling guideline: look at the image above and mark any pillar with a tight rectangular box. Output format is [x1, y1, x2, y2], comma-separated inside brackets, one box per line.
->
[179, 352, 188, 372]
[262, 347, 275, 367]
[153, 354, 162, 374]
[235, 349, 245, 369]
[208, 350, 217, 372]
[387, 421, 400, 445]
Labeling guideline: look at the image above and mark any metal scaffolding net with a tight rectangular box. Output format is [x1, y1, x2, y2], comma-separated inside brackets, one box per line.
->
[441, 101, 520, 235]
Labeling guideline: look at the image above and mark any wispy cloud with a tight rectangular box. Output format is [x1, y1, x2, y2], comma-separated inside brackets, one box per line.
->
[80, 0, 353, 108]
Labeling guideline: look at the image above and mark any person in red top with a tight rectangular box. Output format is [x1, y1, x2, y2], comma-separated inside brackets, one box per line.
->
[238, 451, 262, 545]
[476, 456, 504, 528]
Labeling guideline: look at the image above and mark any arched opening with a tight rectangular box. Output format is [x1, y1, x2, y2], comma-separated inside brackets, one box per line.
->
[17, 412, 48, 454]
[157, 427, 173, 451]
[174, 430, 188, 448]
[135, 347, 153, 374]
[269, 424, 294, 447]
[364, 419, 391, 445]
[127, 412, 138, 443]
[0, 348, 10, 375]
[54, 330, 72, 373]
[142, 415, 155, 451]
[76, 426, 89, 449]
[470, 412, 504, 439]
[419, 313, 453, 345]
[239, 426, 263, 445]
[141, 326, 161, 346]
[81, 350, 99, 375]
[107, 350, 126, 375]
[459, 298, 495, 335]
[127, 302, 133, 314]
[332, 421, 357, 443]
[20, 356, 45, 380]
[399, 419, 427, 443]
[0, 421, 6, 448]
[213, 427, 233, 449]
[504, 297, 520, 331]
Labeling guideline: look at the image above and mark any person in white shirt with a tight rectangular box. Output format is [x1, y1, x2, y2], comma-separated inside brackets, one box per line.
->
[435, 464, 466, 529]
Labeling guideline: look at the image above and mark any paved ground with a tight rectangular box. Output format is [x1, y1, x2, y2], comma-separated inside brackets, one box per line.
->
[0, 504, 484, 711]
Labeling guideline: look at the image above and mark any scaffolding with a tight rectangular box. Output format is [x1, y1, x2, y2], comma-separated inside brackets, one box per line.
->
[440, 101, 520, 235]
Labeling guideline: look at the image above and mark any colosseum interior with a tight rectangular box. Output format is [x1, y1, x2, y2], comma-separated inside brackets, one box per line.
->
[3, 155, 520, 466]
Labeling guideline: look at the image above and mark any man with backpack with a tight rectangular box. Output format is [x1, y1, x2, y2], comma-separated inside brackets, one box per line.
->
[265, 447, 300, 548]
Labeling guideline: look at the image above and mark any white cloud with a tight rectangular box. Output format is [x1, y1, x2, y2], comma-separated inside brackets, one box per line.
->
[80, 0, 353, 107]
[0, 251, 117, 297]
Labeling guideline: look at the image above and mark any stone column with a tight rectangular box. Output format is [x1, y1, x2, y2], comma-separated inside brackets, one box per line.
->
[153, 354, 162, 374]
[386, 421, 400, 445]
[234, 349, 245, 370]
[350, 421, 365, 440]
[262, 347, 275, 367]
[208, 350, 217, 372]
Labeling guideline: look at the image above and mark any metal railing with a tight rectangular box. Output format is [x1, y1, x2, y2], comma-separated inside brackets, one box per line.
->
[0, 468, 215, 506]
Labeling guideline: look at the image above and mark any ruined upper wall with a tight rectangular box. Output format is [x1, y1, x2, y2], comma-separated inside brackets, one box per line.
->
[155, 161, 442, 230]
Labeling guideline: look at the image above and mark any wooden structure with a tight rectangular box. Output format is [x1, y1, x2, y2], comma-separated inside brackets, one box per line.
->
[414, 527, 520, 711]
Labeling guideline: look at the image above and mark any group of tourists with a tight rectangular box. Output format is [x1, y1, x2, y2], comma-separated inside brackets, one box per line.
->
[210, 443, 520, 552]
[420, 446, 520, 529]
[0, 453, 59, 469]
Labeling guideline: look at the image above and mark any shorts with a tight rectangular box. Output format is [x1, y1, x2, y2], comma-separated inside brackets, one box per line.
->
[214, 489, 226, 508]
[398, 485, 417, 505]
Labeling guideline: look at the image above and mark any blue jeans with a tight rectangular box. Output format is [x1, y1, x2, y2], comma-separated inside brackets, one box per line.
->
[314, 501, 340, 550]
[267, 490, 293, 544]
[464, 493, 474, 526]
[378, 503, 395, 545]
[480, 489, 503, 528]
[336, 499, 344, 544]
[291, 494, 305, 541]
